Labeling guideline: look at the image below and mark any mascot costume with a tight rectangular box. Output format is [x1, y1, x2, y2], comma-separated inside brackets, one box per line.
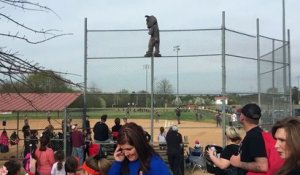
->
[144, 15, 161, 57]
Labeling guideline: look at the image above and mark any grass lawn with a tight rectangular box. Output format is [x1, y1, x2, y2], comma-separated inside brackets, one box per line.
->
[1, 108, 223, 124]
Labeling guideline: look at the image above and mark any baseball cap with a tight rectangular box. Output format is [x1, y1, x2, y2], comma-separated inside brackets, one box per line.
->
[241, 103, 261, 120]
[195, 140, 200, 148]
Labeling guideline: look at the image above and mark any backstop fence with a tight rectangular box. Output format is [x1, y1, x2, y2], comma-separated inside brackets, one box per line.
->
[83, 11, 291, 145]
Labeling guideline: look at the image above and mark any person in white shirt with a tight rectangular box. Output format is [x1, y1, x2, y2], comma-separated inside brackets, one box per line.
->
[157, 126, 167, 150]
[51, 150, 65, 175]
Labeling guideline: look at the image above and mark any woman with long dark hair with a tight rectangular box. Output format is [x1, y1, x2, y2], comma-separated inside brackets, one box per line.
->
[272, 117, 300, 175]
[108, 122, 171, 175]
[34, 136, 55, 175]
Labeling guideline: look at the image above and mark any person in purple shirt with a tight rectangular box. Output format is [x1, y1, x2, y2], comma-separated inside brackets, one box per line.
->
[71, 124, 84, 165]
[108, 122, 171, 175]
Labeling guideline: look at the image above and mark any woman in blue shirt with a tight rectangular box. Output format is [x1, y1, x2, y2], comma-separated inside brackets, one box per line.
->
[108, 122, 171, 175]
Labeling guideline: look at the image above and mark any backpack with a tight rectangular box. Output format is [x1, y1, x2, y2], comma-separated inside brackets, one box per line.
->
[0, 130, 9, 153]
[246, 131, 284, 175]
[10, 131, 19, 145]
[23, 153, 31, 172]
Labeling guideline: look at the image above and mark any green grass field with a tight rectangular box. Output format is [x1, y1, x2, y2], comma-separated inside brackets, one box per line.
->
[1, 108, 222, 123]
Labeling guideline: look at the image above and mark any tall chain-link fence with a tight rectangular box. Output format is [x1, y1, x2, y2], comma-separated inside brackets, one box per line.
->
[84, 13, 291, 133]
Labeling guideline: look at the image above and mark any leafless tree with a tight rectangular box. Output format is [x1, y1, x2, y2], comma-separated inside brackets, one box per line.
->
[0, 0, 80, 93]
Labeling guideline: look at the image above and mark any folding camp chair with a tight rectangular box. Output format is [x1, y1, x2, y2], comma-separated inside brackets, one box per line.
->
[186, 147, 206, 174]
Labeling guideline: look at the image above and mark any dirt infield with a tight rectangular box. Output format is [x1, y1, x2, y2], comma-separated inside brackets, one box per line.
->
[1, 118, 223, 174]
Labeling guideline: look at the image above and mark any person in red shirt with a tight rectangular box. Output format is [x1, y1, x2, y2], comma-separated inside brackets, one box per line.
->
[71, 124, 84, 165]
[34, 136, 55, 175]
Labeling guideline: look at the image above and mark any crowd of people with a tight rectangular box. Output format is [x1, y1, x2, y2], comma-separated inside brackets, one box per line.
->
[2, 103, 300, 175]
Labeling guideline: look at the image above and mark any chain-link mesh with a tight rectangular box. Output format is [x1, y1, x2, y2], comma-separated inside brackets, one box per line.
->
[83, 16, 292, 147]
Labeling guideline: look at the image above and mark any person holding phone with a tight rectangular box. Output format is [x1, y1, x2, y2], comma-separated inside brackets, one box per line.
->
[108, 122, 171, 175]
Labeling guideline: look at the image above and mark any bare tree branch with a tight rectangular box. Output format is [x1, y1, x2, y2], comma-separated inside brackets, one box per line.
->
[0, 0, 82, 97]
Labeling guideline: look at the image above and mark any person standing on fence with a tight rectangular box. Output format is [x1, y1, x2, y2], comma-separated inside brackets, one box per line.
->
[144, 15, 161, 57]
[108, 122, 171, 175]
[272, 117, 300, 175]
[230, 103, 268, 175]
[71, 124, 84, 165]
[166, 125, 183, 175]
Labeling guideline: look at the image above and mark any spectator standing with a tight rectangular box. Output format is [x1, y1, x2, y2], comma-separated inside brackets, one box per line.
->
[93, 115, 110, 143]
[35, 136, 55, 175]
[84, 115, 91, 161]
[64, 156, 80, 175]
[272, 117, 300, 175]
[166, 125, 183, 175]
[207, 126, 242, 174]
[22, 117, 31, 157]
[175, 107, 181, 124]
[29, 130, 39, 152]
[108, 122, 171, 175]
[51, 150, 66, 175]
[2, 159, 21, 175]
[85, 115, 91, 135]
[71, 124, 84, 165]
[111, 117, 122, 141]
[230, 103, 268, 175]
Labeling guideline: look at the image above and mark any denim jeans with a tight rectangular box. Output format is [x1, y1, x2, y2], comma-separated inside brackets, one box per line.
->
[72, 146, 84, 165]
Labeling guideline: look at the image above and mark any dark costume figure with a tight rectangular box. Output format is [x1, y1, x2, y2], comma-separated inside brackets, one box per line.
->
[144, 15, 161, 57]
[166, 125, 183, 175]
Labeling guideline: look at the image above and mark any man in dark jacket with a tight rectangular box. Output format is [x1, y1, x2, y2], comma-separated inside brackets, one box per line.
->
[166, 125, 183, 175]
[93, 114, 110, 143]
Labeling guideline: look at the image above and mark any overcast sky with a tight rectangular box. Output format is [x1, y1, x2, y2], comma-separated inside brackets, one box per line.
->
[1, 0, 300, 94]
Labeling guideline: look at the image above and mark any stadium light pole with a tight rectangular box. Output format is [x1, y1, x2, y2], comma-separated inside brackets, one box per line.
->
[173, 45, 180, 106]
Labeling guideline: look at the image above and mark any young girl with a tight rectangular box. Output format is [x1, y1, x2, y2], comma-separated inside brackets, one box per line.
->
[157, 126, 166, 150]
[82, 155, 112, 175]
[51, 150, 65, 175]
[64, 156, 80, 175]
